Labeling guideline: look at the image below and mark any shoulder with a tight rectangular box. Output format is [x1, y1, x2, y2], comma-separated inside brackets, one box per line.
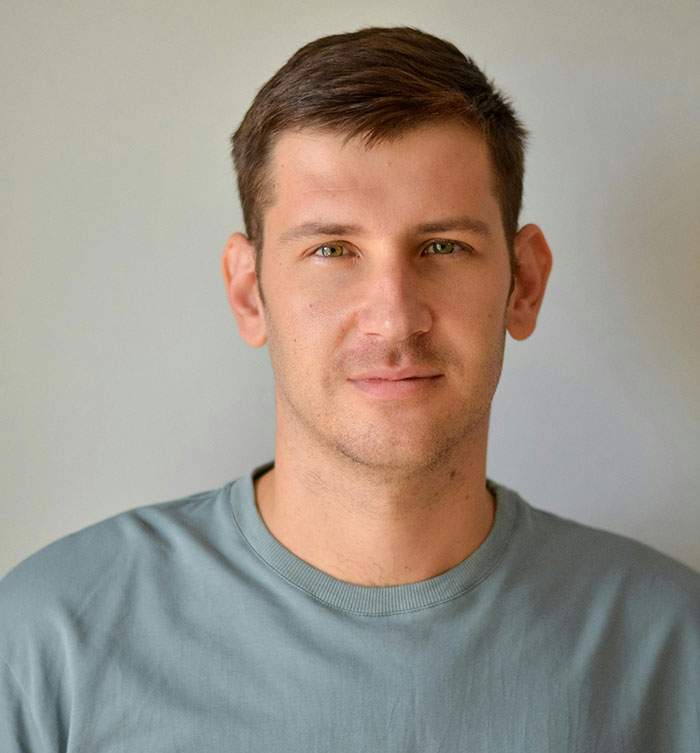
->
[0, 483, 235, 654]
[495, 482, 700, 623]
[497, 484, 700, 727]
[534, 498, 697, 584]
[0, 481, 242, 749]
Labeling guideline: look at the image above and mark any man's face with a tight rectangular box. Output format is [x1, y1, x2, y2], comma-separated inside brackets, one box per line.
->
[255, 122, 514, 473]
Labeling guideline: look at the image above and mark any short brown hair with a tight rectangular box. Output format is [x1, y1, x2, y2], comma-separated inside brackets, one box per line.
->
[231, 26, 527, 269]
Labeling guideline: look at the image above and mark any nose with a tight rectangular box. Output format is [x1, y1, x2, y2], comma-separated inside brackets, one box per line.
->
[356, 257, 433, 342]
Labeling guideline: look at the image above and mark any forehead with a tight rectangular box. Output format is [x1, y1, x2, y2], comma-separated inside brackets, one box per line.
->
[263, 123, 501, 239]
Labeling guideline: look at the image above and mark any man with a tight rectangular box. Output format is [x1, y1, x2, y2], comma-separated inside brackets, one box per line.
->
[1, 26, 698, 752]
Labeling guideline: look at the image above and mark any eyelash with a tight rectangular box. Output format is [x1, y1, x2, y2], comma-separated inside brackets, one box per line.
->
[423, 240, 469, 256]
[311, 240, 472, 258]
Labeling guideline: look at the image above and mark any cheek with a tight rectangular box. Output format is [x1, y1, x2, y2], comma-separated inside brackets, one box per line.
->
[292, 273, 355, 329]
[443, 274, 509, 329]
[265, 289, 346, 370]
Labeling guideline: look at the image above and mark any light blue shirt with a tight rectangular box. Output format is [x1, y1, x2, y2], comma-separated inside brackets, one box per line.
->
[2, 466, 699, 751]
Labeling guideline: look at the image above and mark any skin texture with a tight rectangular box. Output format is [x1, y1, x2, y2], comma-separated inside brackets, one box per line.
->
[223, 122, 551, 586]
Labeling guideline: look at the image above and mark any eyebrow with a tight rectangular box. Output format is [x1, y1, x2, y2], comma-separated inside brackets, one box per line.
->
[276, 215, 492, 245]
[415, 216, 492, 238]
[278, 222, 365, 245]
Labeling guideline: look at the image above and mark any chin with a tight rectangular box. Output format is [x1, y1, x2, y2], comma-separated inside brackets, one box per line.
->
[326, 422, 469, 476]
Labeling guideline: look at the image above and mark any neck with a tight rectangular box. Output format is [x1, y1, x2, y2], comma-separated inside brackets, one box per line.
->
[254, 415, 495, 587]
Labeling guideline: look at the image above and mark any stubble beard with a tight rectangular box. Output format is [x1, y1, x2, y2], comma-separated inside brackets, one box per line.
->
[268, 323, 507, 484]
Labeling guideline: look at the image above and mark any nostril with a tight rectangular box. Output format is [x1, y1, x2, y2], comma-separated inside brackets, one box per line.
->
[357, 292, 432, 341]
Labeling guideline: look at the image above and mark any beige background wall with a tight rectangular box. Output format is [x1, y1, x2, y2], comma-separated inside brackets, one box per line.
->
[2, 0, 699, 577]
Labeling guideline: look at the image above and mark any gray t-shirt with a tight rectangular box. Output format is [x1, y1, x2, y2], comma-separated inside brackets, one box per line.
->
[1, 466, 699, 752]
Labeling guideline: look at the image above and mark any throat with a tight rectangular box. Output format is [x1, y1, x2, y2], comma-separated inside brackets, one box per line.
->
[253, 463, 495, 587]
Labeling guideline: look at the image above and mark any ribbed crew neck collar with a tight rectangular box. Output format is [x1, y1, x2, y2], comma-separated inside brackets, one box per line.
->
[228, 462, 519, 615]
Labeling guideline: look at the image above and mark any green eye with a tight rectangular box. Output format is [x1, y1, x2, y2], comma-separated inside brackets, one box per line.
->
[315, 243, 346, 257]
[426, 240, 457, 255]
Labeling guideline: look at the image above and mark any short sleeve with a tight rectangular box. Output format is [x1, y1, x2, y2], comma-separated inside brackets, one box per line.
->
[0, 659, 47, 753]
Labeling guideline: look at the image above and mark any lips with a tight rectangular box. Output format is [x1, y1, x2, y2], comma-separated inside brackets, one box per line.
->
[349, 367, 442, 381]
[348, 368, 444, 398]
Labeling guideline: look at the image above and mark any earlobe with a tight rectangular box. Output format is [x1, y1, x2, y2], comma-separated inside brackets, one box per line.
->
[221, 233, 267, 347]
[506, 224, 553, 341]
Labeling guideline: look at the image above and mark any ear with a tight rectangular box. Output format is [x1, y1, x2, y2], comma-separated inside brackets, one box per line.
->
[506, 223, 552, 341]
[221, 232, 267, 347]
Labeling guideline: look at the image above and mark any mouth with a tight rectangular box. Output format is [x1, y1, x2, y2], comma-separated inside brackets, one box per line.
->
[348, 372, 444, 399]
